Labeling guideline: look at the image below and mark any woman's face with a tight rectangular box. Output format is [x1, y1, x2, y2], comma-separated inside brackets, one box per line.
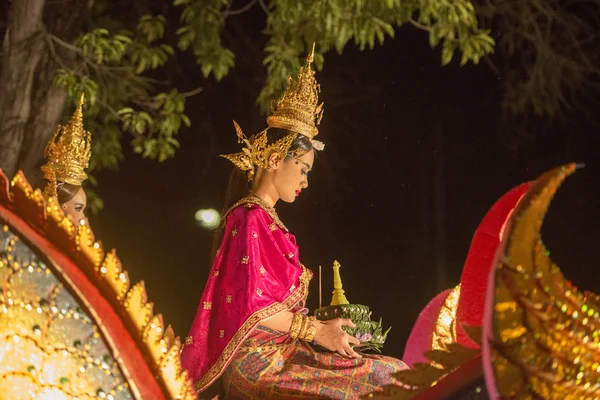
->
[272, 150, 315, 203]
[62, 187, 87, 223]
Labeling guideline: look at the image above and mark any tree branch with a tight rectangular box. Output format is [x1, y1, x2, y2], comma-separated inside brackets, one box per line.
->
[483, 55, 501, 75]
[182, 87, 203, 97]
[224, 0, 258, 16]
[48, 33, 83, 55]
[409, 17, 431, 32]
[258, 0, 269, 14]
[45, 32, 77, 74]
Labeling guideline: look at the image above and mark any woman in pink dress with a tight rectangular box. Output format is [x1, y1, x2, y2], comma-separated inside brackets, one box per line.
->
[180, 45, 406, 399]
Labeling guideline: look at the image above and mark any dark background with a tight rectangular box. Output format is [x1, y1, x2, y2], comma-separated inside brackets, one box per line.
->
[92, 13, 600, 359]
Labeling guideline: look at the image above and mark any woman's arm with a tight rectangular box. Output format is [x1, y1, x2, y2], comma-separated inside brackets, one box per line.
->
[261, 311, 361, 358]
[260, 310, 295, 332]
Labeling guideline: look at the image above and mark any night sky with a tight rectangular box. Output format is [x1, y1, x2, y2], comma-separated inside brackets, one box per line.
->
[91, 14, 600, 359]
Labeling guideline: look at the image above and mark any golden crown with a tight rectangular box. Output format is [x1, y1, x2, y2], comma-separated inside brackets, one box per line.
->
[221, 44, 323, 180]
[41, 93, 92, 197]
[266, 43, 324, 140]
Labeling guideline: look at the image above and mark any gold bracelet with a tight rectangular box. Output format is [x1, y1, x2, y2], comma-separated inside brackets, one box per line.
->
[299, 316, 316, 342]
[298, 315, 309, 339]
[289, 313, 303, 339]
[303, 325, 316, 342]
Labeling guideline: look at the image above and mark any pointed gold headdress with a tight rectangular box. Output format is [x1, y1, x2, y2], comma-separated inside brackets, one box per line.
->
[221, 44, 324, 180]
[266, 43, 324, 139]
[41, 93, 92, 198]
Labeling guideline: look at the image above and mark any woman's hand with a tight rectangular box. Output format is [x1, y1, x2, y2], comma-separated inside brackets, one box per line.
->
[313, 318, 361, 359]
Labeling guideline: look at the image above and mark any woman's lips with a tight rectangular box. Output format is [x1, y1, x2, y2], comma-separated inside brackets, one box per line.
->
[295, 190, 301, 196]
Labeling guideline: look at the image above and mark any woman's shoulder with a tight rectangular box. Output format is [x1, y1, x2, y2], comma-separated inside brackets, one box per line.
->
[225, 198, 273, 224]
[224, 198, 287, 231]
[226, 201, 265, 220]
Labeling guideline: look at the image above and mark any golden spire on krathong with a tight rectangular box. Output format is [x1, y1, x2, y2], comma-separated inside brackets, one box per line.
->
[266, 42, 324, 139]
[330, 260, 350, 306]
[41, 93, 92, 197]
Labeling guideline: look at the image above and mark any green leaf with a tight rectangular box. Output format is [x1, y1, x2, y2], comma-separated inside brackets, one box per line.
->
[136, 58, 147, 74]
[117, 107, 135, 115]
[114, 34, 132, 43]
[441, 40, 455, 66]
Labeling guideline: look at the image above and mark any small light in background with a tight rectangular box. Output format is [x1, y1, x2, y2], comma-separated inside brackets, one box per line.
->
[195, 208, 220, 230]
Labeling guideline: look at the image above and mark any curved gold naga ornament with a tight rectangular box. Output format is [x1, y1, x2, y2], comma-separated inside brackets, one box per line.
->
[487, 162, 600, 399]
[431, 284, 461, 352]
[0, 170, 195, 400]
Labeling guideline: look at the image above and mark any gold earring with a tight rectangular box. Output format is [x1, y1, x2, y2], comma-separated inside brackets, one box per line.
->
[62, 204, 67, 210]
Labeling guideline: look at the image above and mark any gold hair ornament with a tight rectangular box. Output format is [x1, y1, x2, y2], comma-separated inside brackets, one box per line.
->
[41, 93, 92, 198]
[220, 121, 297, 180]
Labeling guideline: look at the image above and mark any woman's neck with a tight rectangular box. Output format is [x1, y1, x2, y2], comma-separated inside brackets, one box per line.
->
[249, 179, 279, 208]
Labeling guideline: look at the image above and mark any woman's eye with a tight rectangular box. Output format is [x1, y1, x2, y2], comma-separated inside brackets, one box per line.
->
[301, 170, 307, 176]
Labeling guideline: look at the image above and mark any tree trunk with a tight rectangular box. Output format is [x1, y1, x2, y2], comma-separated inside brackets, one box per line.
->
[0, 0, 47, 180]
[18, 0, 94, 186]
[0, 0, 92, 186]
[17, 55, 69, 186]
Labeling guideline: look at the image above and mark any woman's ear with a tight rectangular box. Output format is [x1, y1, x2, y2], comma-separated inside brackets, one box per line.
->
[268, 152, 283, 170]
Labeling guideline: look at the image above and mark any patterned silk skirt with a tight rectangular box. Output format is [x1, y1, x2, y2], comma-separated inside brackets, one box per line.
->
[222, 326, 408, 399]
